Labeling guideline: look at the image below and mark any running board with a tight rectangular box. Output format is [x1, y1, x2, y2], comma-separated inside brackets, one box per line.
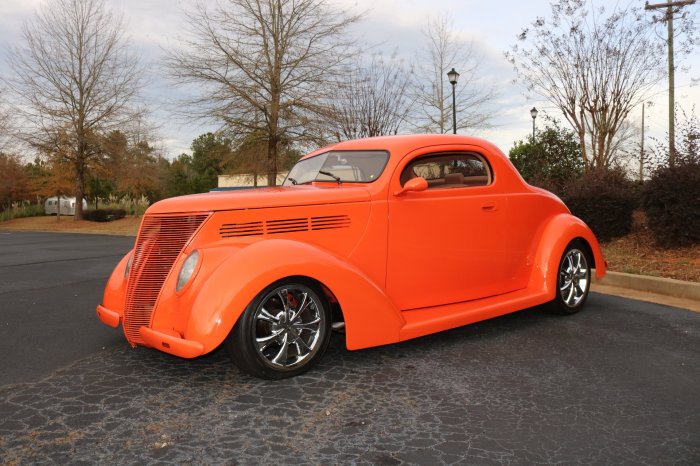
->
[399, 288, 551, 342]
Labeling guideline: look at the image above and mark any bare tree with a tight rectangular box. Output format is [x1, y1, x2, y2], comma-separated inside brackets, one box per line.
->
[5, 0, 143, 219]
[414, 14, 495, 134]
[166, 0, 361, 186]
[0, 89, 17, 155]
[607, 119, 642, 171]
[328, 53, 414, 141]
[506, 0, 672, 171]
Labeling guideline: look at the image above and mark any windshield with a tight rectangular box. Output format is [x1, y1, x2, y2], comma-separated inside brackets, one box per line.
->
[283, 151, 389, 186]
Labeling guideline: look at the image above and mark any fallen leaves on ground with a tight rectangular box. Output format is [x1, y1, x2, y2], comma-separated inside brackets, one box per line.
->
[602, 211, 700, 283]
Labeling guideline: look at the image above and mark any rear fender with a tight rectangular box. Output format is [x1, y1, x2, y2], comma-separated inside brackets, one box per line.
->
[529, 214, 606, 298]
[185, 239, 404, 353]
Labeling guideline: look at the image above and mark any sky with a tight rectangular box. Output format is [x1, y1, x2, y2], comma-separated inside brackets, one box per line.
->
[1, 0, 699, 159]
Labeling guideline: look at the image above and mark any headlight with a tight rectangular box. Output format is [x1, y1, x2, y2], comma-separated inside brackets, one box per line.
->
[124, 253, 133, 278]
[177, 250, 199, 292]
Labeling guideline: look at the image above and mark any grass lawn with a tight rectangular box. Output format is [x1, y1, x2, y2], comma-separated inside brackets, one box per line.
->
[0, 215, 140, 236]
[2, 211, 698, 283]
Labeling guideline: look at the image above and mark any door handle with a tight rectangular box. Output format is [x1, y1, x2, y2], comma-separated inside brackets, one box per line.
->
[481, 202, 497, 212]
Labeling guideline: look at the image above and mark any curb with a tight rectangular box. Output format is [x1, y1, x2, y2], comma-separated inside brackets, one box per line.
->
[595, 270, 700, 301]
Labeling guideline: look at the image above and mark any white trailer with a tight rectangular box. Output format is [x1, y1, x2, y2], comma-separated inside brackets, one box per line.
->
[44, 196, 87, 216]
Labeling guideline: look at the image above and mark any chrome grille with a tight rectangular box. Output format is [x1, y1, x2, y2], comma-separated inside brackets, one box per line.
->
[123, 213, 209, 345]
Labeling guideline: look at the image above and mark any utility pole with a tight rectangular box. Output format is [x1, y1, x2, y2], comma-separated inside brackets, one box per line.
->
[645, 0, 696, 166]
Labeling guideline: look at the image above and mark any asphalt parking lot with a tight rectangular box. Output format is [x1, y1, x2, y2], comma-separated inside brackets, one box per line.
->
[1, 231, 699, 464]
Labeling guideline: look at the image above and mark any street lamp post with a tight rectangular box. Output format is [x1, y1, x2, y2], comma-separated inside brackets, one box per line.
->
[530, 107, 538, 141]
[447, 68, 460, 134]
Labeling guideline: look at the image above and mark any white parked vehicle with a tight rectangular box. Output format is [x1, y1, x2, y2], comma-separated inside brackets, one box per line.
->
[44, 196, 87, 216]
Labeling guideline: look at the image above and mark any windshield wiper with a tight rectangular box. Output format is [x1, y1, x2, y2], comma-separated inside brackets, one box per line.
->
[288, 177, 298, 185]
[318, 170, 342, 185]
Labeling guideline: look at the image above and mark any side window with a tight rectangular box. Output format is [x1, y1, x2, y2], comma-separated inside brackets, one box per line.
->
[400, 152, 492, 189]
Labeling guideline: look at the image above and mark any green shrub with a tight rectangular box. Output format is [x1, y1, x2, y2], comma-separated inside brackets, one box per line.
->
[83, 208, 127, 222]
[563, 169, 638, 242]
[509, 118, 584, 196]
[108, 209, 127, 220]
[641, 162, 700, 247]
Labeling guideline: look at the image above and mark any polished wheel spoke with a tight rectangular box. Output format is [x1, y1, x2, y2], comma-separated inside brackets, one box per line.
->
[289, 292, 308, 322]
[271, 333, 290, 365]
[256, 330, 284, 351]
[560, 282, 572, 293]
[565, 282, 575, 303]
[560, 277, 572, 291]
[292, 317, 320, 330]
[565, 255, 573, 274]
[294, 335, 312, 352]
[277, 289, 290, 313]
[256, 307, 279, 323]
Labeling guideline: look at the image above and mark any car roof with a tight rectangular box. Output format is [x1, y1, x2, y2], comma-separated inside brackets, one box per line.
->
[301, 134, 506, 162]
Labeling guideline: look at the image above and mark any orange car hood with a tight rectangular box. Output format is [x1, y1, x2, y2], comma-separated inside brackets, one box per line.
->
[147, 185, 372, 214]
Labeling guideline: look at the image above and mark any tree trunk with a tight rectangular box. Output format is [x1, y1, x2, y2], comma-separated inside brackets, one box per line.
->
[266, 137, 278, 187]
[73, 140, 87, 221]
[577, 128, 588, 171]
[596, 133, 606, 171]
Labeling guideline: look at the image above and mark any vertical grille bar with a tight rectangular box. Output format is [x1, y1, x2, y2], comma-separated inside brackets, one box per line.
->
[123, 213, 209, 345]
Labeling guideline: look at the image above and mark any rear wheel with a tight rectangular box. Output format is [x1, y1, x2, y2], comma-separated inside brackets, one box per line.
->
[226, 280, 331, 379]
[545, 241, 591, 315]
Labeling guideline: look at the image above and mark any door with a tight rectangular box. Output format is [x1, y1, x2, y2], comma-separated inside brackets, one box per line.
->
[386, 151, 514, 311]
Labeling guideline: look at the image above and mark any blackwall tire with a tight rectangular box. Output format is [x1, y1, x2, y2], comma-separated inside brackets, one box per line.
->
[226, 279, 332, 379]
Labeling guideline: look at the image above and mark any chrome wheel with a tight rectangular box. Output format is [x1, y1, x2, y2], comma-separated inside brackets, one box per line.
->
[253, 284, 325, 369]
[558, 248, 589, 308]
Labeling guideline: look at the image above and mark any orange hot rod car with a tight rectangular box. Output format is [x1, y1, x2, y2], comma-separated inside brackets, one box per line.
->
[97, 134, 606, 379]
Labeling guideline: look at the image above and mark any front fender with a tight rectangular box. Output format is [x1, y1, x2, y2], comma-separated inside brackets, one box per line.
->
[184, 239, 404, 353]
[98, 250, 133, 319]
[529, 214, 606, 298]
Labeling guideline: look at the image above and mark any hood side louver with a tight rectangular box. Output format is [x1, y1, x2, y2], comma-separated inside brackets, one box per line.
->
[266, 218, 309, 234]
[311, 215, 351, 230]
[219, 215, 351, 239]
[220, 221, 264, 237]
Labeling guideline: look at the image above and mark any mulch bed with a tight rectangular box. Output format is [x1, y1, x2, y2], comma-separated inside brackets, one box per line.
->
[601, 211, 700, 283]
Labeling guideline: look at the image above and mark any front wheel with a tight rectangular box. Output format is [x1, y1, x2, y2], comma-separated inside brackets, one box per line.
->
[226, 280, 331, 379]
[545, 241, 591, 315]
